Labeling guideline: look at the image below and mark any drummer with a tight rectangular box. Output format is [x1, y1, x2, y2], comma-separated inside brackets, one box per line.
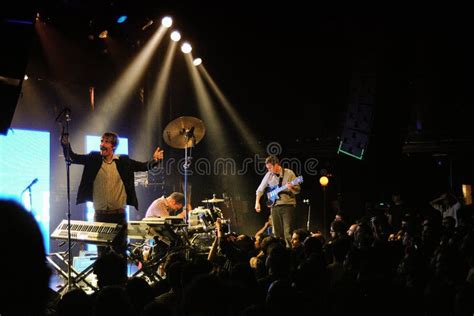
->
[145, 192, 185, 218]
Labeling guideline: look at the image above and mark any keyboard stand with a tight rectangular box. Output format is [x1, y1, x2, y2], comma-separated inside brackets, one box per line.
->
[127, 243, 165, 285]
[47, 246, 99, 294]
[125, 218, 193, 285]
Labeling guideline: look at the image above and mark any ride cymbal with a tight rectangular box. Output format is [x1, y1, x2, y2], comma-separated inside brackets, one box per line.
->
[163, 116, 205, 149]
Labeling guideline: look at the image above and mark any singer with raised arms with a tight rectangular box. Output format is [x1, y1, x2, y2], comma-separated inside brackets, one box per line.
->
[255, 155, 302, 248]
[60, 131, 164, 269]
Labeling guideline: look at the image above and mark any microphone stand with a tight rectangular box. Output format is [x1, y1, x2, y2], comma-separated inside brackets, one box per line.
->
[304, 199, 311, 231]
[61, 111, 75, 291]
[28, 186, 33, 211]
[21, 179, 38, 211]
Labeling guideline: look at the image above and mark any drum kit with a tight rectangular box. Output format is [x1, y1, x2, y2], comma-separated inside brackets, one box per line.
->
[191, 195, 226, 228]
[187, 196, 231, 253]
[131, 197, 230, 264]
[128, 195, 231, 283]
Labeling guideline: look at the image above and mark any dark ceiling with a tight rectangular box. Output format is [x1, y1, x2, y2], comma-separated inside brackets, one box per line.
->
[4, 2, 474, 146]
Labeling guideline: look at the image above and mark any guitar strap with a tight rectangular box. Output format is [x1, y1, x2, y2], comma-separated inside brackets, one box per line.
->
[278, 168, 284, 187]
[280, 168, 296, 198]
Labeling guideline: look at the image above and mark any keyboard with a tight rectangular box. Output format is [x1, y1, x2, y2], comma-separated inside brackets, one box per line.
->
[51, 220, 122, 245]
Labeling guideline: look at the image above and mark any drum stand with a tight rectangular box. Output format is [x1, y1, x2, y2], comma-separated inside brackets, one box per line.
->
[183, 142, 192, 226]
[223, 193, 237, 232]
[162, 116, 205, 228]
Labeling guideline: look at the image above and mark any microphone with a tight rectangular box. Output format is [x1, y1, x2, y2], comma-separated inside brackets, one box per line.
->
[64, 108, 71, 121]
[22, 178, 38, 193]
[27, 178, 38, 187]
[55, 107, 71, 122]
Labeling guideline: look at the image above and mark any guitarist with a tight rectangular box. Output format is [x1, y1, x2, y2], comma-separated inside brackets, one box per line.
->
[255, 155, 301, 247]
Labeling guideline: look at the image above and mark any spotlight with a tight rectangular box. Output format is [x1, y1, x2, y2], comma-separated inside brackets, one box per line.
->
[99, 30, 108, 39]
[116, 15, 128, 24]
[170, 31, 181, 42]
[319, 176, 329, 187]
[161, 16, 172, 28]
[193, 58, 202, 66]
[24, 74, 28, 80]
[181, 42, 192, 54]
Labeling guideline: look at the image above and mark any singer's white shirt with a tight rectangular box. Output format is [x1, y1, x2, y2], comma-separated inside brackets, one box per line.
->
[93, 155, 127, 210]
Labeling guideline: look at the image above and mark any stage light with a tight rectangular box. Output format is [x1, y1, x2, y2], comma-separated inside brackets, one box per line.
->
[170, 31, 181, 42]
[116, 15, 128, 24]
[462, 184, 472, 205]
[319, 176, 329, 187]
[193, 58, 202, 66]
[99, 30, 108, 39]
[319, 175, 329, 236]
[142, 20, 153, 31]
[181, 42, 192, 54]
[24, 74, 28, 80]
[161, 16, 172, 28]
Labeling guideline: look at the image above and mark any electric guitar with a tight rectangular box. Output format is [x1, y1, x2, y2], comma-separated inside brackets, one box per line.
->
[266, 176, 303, 207]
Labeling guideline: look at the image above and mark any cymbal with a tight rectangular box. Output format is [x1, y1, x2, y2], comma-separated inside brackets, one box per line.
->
[202, 198, 225, 203]
[163, 116, 205, 149]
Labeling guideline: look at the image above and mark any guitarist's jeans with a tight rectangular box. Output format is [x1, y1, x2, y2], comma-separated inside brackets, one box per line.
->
[271, 204, 296, 248]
